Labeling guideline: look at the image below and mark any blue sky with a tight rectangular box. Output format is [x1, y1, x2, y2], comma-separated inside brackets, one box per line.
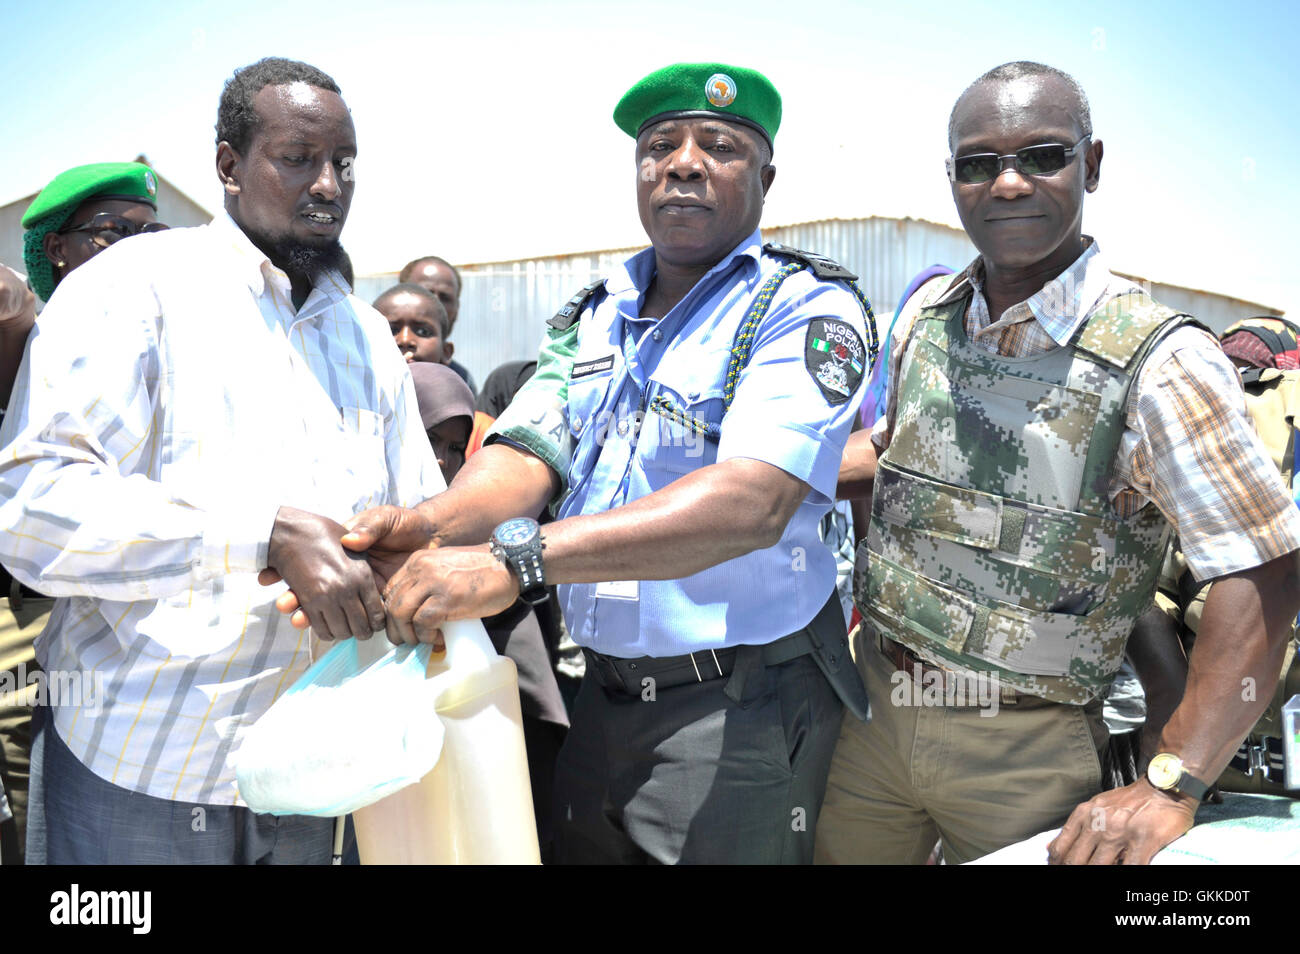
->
[4, 0, 1297, 312]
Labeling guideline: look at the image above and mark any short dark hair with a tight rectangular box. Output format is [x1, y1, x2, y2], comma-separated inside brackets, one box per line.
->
[398, 255, 462, 297]
[948, 61, 1092, 148]
[216, 57, 342, 153]
[373, 282, 451, 337]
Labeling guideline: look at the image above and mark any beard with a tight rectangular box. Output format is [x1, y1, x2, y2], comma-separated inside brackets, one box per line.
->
[243, 224, 352, 287]
[277, 239, 351, 284]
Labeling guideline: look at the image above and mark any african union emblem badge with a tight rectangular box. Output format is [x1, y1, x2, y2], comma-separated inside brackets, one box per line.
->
[144, 170, 157, 197]
[805, 318, 866, 406]
[705, 73, 736, 108]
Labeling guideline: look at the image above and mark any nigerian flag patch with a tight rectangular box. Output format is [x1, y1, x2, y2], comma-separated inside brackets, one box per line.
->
[804, 318, 866, 405]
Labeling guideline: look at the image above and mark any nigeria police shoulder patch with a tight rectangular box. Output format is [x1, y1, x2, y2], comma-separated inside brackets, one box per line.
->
[805, 318, 866, 405]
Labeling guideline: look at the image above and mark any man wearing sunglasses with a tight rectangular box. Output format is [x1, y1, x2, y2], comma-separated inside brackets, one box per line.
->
[21, 162, 167, 305]
[0, 162, 166, 863]
[817, 60, 1300, 865]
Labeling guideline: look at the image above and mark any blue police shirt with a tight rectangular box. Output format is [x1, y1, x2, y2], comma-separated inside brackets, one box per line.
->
[556, 230, 869, 658]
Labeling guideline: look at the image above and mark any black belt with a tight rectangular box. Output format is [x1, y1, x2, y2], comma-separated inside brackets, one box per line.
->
[583, 630, 815, 696]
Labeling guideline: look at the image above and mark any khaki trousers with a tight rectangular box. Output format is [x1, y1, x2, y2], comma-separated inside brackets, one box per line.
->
[815, 624, 1108, 864]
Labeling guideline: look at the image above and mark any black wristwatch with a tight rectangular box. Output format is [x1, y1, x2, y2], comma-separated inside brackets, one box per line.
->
[1146, 752, 1210, 801]
[490, 517, 549, 606]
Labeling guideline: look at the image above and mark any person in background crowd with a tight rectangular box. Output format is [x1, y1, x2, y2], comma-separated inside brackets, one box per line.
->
[399, 255, 477, 393]
[469, 358, 536, 456]
[23, 162, 166, 307]
[816, 60, 1300, 866]
[407, 359, 569, 857]
[410, 361, 474, 480]
[0, 161, 166, 864]
[476, 358, 537, 419]
[0, 57, 440, 864]
[0, 268, 37, 417]
[374, 282, 453, 367]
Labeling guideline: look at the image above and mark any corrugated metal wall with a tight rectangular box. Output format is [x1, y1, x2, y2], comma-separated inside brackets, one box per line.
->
[765, 217, 977, 318]
[356, 216, 1283, 386]
[355, 253, 638, 387]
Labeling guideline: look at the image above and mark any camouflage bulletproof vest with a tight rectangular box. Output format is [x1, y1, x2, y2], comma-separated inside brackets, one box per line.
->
[857, 278, 1190, 704]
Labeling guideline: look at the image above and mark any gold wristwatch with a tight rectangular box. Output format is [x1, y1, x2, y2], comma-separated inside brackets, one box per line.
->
[1146, 752, 1209, 801]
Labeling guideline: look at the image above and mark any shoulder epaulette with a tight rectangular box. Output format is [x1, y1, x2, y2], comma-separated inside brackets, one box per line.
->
[763, 243, 858, 282]
[1074, 292, 1192, 371]
[547, 279, 605, 331]
[918, 272, 962, 308]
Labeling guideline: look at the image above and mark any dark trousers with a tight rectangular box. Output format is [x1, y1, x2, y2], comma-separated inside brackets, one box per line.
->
[0, 594, 51, 864]
[33, 714, 333, 865]
[552, 646, 842, 864]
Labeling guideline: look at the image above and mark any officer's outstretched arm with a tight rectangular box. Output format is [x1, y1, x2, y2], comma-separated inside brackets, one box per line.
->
[272, 442, 564, 631]
[1048, 550, 1300, 864]
[378, 456, 808, 646]
[274, 320, 580, 630]
[417, 442, 561, 548]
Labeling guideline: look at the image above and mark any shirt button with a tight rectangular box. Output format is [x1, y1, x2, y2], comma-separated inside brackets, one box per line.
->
[572, 416, 582, 431]
[652, 329, 662, 342]
[616, 419, 630, 437]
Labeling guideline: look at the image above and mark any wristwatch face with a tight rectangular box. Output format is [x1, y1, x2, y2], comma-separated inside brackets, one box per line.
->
[1147, 753, 1184, 790]
[496, 518, 537, 548]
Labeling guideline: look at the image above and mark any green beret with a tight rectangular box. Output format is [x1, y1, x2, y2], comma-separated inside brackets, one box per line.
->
[22, 162, 159, 301]
[613, 62, 781, 152]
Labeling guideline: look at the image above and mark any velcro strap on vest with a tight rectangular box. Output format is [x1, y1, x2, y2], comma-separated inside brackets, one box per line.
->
[1073, 294, 1189, 370]
[998, 506, 1027, 555]
[865, 548, 1130, 679]
[872, 462, 1114, 586]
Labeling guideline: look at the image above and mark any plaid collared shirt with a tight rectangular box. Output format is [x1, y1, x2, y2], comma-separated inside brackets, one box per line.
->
[876, 239, 1300, 581]
[0, 214, 442, 805]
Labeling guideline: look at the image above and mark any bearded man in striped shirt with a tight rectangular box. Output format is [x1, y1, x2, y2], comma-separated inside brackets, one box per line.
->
[0, 57, 441, 864]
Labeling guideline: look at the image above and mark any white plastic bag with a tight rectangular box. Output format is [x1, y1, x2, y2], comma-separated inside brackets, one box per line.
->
[235, 637, 444, 817]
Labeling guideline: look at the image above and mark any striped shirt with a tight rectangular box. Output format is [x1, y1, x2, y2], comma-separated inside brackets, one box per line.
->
[876, 240, 1300, 582]
[0, 213, 441, 805]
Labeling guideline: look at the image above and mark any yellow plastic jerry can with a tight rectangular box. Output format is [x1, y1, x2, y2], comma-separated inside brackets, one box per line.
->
[351, 618, 541, 864]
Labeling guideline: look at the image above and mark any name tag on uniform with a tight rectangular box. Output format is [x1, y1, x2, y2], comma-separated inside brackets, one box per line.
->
[594, 579, 639, 601]
[571, 355, 615, 379]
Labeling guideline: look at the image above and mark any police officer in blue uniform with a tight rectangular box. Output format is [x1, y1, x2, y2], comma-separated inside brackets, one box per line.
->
[287, 62, 877, 863]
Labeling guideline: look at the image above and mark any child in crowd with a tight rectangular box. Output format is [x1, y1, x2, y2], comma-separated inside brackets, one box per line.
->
[374, 283, 452, 367]
[408, 361, 473, 481]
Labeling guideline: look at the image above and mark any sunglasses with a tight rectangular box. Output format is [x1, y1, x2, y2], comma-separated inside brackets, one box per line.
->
[58, 212, 170, 250]
[946, 136, 1091, 185]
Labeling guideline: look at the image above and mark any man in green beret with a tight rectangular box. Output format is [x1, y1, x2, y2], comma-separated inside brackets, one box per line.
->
[0, 161, 165, 863]
[21, 161, 166, 304]
[282, 62, 876, 863]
